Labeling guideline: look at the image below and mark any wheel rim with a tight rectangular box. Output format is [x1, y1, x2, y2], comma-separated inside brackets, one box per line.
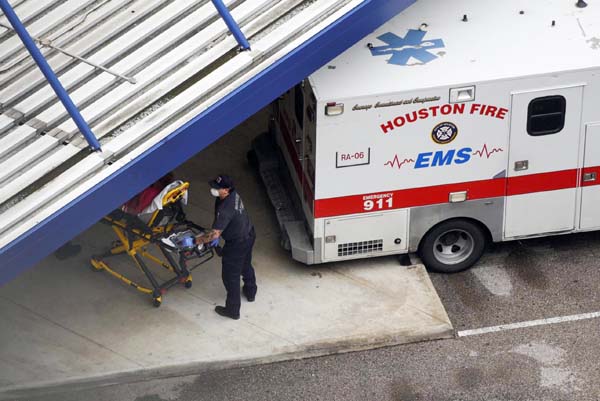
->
[433, 229, 474, 265]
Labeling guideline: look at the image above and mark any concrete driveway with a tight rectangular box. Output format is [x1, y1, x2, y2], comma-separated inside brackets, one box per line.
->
[0, 112, 452, 399]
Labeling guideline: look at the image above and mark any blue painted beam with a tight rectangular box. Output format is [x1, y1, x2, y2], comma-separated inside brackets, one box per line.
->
[0, 0, 102, 151]
[211, 0, 251, 51]
[0, 0, 416, 285]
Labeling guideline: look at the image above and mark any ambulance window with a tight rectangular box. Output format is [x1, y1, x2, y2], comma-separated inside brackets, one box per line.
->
[527, 96, 566, 136]
[295, 84, 304, 129]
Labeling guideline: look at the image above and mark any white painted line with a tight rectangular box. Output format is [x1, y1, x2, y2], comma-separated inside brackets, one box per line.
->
[457, 311, 600, 337]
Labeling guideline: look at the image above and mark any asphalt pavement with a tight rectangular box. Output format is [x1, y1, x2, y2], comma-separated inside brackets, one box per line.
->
[15, 230, 600, 401]
[432, 231, 600, 331]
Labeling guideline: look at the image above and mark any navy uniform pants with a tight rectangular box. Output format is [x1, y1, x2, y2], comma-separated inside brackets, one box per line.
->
[221, 229, 257, 314]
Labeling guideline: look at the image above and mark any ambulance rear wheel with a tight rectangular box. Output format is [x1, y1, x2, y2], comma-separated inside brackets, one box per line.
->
[419, 219, 486, 273]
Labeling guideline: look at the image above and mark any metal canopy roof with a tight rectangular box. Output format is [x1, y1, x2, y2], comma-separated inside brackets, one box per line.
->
[0, 0, 415, 283]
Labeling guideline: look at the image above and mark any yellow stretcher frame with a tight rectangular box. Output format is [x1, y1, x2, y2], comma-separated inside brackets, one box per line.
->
[90, 182, 213, 307]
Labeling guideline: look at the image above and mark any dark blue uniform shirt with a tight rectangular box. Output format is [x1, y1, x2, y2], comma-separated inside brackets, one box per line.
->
[212, 190, 253, 241]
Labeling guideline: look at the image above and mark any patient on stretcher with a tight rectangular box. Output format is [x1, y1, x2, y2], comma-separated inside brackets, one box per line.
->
[119, 173, 202, 251]
[119, 174, 183, 222]
[123, 173, 173, 213]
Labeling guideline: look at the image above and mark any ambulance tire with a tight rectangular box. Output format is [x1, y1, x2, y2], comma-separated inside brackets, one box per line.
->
[419, 219, 486, 273]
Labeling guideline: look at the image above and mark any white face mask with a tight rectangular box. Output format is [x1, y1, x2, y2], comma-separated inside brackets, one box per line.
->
[210, 188, 220, 197]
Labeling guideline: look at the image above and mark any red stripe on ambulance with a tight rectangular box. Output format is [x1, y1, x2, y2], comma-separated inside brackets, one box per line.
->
[314, 178, 505, 218]
[506, 169, 578, 195]
[314, 168, 600, 219]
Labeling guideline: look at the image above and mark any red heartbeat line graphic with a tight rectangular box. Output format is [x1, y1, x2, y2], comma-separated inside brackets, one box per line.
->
[384, 155, 415, 169]
[473, 144, 503, 159]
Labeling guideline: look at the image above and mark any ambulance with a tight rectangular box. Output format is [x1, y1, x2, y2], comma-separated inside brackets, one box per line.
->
[256, 0, 600, 272]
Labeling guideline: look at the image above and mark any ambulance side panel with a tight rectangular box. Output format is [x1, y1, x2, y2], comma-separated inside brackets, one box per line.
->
[312, 68, 600, 262]
[313, 82, 510, 261]
[500, 70, 600, 240]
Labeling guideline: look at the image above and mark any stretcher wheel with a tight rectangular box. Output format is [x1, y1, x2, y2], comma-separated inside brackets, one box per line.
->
[184, 280, 192, 289]
[152, 290, 162, 308]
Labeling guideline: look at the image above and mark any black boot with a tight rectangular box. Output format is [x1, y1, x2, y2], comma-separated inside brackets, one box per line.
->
[215, 305, 240, 320]
[242, 286, 256, 302]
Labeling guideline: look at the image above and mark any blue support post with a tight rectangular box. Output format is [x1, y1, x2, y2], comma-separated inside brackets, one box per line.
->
[211, 0, 251, 50]
[0, 0, 102, 151]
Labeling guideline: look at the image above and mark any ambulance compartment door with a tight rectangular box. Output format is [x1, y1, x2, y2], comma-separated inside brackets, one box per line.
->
[504, 86, 583, 238]
[299, 83, 317, 219]
[580, 123, 600, 230]
[323, 210, 408, 261]
[278, 83, 317, 226]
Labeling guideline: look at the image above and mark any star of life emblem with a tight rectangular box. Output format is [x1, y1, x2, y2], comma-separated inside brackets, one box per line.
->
[369, 29, 445, 66]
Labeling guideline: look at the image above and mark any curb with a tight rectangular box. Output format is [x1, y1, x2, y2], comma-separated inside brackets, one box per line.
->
[0, 325, 454, 400]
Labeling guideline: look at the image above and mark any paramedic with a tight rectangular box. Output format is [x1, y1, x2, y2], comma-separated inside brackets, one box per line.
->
[197, 175, 257, 320]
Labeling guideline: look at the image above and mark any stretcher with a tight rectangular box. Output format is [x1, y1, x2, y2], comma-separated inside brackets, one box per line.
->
[90, 181, 213, 307]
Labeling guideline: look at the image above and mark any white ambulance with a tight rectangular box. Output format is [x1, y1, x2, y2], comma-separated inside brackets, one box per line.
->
[258, 0, 600, 272]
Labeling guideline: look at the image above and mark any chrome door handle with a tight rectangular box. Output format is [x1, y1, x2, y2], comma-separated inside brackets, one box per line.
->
[514, 160, 529, 171]
[583, 172, 597, 182]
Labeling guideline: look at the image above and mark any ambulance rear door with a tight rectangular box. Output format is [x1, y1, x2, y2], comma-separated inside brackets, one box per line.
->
[504, 85, 583, 238]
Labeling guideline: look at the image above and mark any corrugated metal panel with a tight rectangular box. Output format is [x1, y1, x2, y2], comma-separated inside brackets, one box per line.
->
[0, 0, 416, 282]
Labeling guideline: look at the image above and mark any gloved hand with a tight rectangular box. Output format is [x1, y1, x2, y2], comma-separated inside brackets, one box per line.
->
[209, 238, 220, 248]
